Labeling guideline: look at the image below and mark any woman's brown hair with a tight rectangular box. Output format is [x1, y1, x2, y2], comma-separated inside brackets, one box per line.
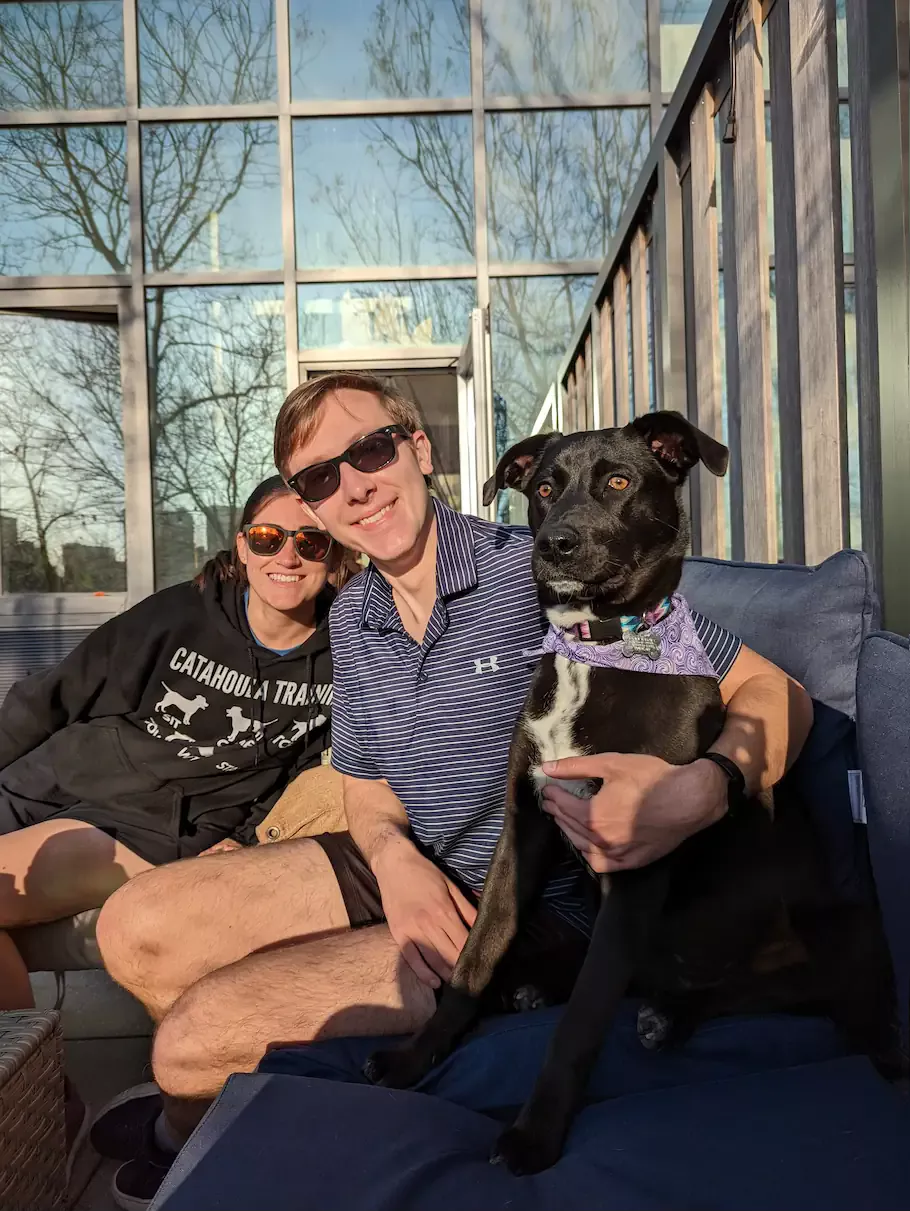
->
[193, 475, 358, 593]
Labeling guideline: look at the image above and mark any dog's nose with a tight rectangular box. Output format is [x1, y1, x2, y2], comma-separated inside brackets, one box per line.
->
[538, 527, 580, 558]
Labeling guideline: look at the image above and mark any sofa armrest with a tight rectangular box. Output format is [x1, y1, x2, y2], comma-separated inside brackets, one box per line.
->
[856, 630, 910, 1049]
[256, 764, 347, 844]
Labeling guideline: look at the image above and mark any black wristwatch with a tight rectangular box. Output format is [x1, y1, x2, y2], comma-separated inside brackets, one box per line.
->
[700, 751, 747, 810]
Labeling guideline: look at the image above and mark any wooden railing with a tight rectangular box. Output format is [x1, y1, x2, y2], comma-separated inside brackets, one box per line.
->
[547, 0, 910, 633]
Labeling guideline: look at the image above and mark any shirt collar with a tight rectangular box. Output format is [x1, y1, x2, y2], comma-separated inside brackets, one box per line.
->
[359, 498, 478, 632]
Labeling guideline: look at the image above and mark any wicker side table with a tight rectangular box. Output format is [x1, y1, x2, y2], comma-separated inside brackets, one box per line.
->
[0, 1010, 66, 1211]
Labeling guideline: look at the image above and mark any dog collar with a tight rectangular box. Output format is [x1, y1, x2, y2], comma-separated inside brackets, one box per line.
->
[566, 597, 674, 646]
[543, 594, 718, 677]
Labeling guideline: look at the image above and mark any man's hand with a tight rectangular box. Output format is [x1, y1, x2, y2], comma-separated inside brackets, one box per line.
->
[373, 840, 477, 989]
[540, 753, 729, 873]
[199, 837, 244, 857]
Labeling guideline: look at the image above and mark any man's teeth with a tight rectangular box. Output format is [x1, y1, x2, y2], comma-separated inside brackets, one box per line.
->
[269, 573, 301, 583]
[358, 503, 392, 527]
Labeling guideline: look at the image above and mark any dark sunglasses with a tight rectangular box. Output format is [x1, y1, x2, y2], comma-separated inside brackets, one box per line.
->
[286, 425, 411, 504]
[241, 523, 333, 563]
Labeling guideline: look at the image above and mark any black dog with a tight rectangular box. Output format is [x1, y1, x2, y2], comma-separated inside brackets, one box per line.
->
[365, 412, 898, 1174]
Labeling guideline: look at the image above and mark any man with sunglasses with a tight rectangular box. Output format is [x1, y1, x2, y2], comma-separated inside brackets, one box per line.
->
[98, 372, 813, 1195]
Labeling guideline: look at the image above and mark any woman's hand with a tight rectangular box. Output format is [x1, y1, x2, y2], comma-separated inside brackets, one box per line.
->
[373, 839, 477, 989]
[199, 837, 244, 857]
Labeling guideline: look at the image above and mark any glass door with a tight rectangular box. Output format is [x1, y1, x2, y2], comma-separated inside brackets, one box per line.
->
[456, 307, 495, 519]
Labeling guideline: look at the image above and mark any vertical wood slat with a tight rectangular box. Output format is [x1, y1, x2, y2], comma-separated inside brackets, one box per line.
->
[599, 299, 616, 427]
[845, 0, 882, 580]
[575, 345, 587, 430]
[613, 265, 631, 424]
[689, 85, 725, 558]
[767, 0, 806, 562]
[719, 94, 745, 560]
[653, 150, 688, 413]
[584, 332, 594, 428]
[681, 165, 701, 553]
[730, 0, 777, 562]
[785, 0, 848, 564]
[565, 368, 577, 434]
[630, 228, 650, 416]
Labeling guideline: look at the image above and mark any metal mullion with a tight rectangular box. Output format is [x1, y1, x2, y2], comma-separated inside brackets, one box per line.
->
[136, 103, 279, 122]
[0, 107, 128, 126]
[482, 92, 653, 112]
[299, 345, 461, 366]
[469, 0, 489, 311]
[121, 0, 155, 604]
[646, 0, 663, 134]
[296, 265, 476, 284]
[275, 0, 298, 391]
[0, 288, 124, 307]
[142, 269, 284, 287]
[488, 261, 602, 277]
[288, 97, 471, 118]
[0, 275, 131, 290]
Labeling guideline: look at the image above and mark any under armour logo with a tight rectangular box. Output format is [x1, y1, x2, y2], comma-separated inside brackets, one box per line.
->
[474, 655, 501, 674]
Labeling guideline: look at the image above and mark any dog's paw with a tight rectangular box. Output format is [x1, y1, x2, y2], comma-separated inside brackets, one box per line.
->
[363, 1044, 433, 1089]
[490, 1124, 562, 1175]
[636, 1002, 673, 1050]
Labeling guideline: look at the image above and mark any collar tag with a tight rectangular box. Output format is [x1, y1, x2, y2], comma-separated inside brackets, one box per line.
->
[622, 631, 662, 660]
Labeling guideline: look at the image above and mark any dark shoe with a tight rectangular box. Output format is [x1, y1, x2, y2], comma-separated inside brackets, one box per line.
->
[90, 1083, 163, 1161]
[111, 1148, 175, 1211]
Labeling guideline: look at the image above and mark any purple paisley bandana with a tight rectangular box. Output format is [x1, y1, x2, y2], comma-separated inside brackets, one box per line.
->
[542, 594, 718, 678]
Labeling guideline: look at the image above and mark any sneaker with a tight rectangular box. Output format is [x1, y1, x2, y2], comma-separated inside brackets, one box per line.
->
[90, 1083, 163, 1162]
[111, 1145, 175, 1211]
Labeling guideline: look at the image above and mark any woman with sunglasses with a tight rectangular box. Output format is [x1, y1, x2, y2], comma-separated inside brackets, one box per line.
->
[0, 475, 344, 1023]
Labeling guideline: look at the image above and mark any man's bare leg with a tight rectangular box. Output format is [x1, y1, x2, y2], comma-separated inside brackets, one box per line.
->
[151, 925, 435, 1142]
[153, 924, 434, 1103]
[97, 837, 351, 1022]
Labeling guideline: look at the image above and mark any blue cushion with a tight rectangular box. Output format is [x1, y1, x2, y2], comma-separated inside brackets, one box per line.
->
[257, 1002, 844, 1113]
[153, 1054, 910, 1211]
[680, 549, 878, 716]
[857, 631, 910, 1047]
[681, 550, 879, 900]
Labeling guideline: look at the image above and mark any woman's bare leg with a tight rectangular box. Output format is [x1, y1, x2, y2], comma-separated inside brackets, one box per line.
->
[0, 817, 153, 927]
[0, 818, 154, 1010]
[0, 930, 35, 1009]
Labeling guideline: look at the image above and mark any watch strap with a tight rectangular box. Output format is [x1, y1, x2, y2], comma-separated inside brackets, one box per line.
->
[701, 751, 747, 806]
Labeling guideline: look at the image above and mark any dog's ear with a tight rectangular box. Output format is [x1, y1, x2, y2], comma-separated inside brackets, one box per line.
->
[630, 411, 728, 480]
[482, 433, 562, 506]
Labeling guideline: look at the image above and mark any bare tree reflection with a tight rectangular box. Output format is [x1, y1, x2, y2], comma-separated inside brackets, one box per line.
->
[0, 314, 125, 591]
[0, 0, 283, 589]
[138, 0, 276, 105]
[482, 0, 648, 96]
[293, 0, 647, 442]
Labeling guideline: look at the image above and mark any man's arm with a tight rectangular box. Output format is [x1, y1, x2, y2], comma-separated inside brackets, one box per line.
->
[538, 645, 814, 873]
[343, 774, 476, 987]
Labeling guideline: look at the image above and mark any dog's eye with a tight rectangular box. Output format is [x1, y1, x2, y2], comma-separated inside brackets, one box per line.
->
[608, 475, 630, 491]
[537, 483, 553, 499]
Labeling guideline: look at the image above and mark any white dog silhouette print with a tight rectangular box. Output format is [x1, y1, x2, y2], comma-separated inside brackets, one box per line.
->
[155, 683, 209, 726]
[222, 706, 278, 746]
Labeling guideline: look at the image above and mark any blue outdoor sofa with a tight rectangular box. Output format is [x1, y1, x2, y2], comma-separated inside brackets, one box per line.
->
[153, 552, 910, 1211]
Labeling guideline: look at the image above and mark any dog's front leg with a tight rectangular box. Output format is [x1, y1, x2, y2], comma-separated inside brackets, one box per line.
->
[492, 865, 671, 1175]
[365, 774, 557, 1089]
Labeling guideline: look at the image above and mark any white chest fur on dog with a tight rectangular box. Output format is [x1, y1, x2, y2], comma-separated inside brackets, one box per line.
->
[525, 654, 591, 799]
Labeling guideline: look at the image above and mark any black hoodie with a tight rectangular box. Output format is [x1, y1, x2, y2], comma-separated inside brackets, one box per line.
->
[0, 573, 333, 862]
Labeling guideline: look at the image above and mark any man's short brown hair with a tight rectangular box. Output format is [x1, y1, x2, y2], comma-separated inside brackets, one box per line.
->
[273, 371, 424, 477]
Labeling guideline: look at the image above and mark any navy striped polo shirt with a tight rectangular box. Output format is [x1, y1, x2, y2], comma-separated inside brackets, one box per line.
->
[330, 499, 742, 932]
